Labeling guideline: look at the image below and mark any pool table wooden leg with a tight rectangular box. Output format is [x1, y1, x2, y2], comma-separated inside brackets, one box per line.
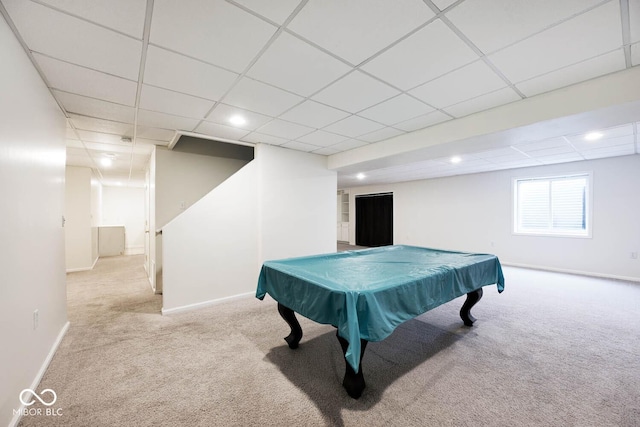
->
[277, 303, 303, 349]
[336, 332, 368, 399]
[460, 287, 483, 326]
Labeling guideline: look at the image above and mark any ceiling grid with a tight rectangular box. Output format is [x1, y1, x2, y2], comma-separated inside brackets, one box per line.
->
[0, 0, 637, 186]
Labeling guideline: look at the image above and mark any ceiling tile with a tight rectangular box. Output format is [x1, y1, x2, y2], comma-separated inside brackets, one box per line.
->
[3, 0, 142, 80]
[223, 77, 304, 116]
[362, 19, 479, 90]
[280, 141, 319, 152]
[393, 110, 452, 132]
[312, 71, 399, 113]
[76, 130, 131, 145]
[66, 127, 78, 140]
[358, 127, 406, 143]
[565, 123, 634, 146]
[446, 0, 604, 54]
[287, 0, 435, 65]
[357, 94, 434, 126]
[311, 146, 342, 155]
[136, 109, 200, 131]
[536, 152, 585, 164]
[136, 138, 169, 147]
[515, 139, 576, 157]
[136, 126, 175, 141]
[194, 121, 251, 140]
[296, 130, 348, 147]
[54, 90, 135, 123]
[82, 141, 134, 154]
[66, 140, 84, 150]
[278, 100, 350, 129]
[206, 104, 273, 131]
[630, 0, 640, 43]
[516, 49, 626, 97]
[409, 60, 508, 109]
[490, 159, 541, 169]
[488, 1, 623, 82]
[34, 53, 137, 106]
[233, 0, 300, 24]
[150, 0, 276, 73]
[572, 134, 635, 152]
[246, 32, 351, 97]
[139, 85, 214, 119]
[143, 46, 239, 101]
[69, 114, 134, 135]
[38, 0, 147, 38]
[581, 144, 636, 160]
[240, 132, 289, 145]
[474, 147, 530, 163]
[431, 0, 458, 11]
[256, 119, 314, 140]
[322, 115, 385, 138]
[443, 87, 521, 118]
[325, 139, 369, 152]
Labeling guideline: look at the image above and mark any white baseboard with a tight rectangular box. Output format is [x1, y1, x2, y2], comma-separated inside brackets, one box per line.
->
[9, 321, 70, 427]
[161, 291, 255, 315]
[125, 246, 144, 255]
[66, 266, 92, 273]
[501, 262, 640, 283]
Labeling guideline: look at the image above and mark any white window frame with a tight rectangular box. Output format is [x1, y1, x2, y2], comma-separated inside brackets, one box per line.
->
[512, 172, 593, 238]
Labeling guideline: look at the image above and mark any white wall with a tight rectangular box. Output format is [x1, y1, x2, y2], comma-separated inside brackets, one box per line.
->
[258, 144, 337, 262]
[65, 166, 93, 271]
[152, 146, 251, 294]
[162, 144, 337, 313]
[162, 161, 259, 312]
[102, 185, 145, 255]
[344, 154, 640, 281]
[0, 15, 68, 427]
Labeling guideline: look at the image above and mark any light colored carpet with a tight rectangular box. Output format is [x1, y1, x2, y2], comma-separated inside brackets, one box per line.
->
[18, 255, 640, 427]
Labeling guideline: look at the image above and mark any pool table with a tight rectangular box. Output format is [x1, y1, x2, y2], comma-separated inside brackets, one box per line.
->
[256, 245, 505, 398]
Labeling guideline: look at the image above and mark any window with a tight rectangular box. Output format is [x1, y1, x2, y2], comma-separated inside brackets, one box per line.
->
[513, 173, 591, 237]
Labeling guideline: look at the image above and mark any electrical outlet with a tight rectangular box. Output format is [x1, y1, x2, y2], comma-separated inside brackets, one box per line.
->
[33, 309, 39, 330]
[631, 252, 638, 260]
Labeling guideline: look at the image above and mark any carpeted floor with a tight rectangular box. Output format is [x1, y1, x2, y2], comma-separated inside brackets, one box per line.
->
[18, 254, 640, 427]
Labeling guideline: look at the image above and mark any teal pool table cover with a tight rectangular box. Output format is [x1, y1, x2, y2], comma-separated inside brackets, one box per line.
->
[256, 245, 504, 371]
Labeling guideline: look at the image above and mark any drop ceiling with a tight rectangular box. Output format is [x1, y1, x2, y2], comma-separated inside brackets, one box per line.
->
[1, 0, 638, 188]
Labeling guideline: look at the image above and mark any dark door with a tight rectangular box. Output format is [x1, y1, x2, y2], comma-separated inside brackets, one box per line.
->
[355, 193, 393, 247]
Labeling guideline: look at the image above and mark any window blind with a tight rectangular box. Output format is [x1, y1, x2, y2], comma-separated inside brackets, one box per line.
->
[515, 174, 588, 236]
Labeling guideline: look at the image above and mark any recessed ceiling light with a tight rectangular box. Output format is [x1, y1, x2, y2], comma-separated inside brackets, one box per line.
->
[229, 115, 246, 126]
[356, 173, 366, 180]
[451, 156, 462, 164]
[100, 157, 112, 167]
[584, 131, 603, 141]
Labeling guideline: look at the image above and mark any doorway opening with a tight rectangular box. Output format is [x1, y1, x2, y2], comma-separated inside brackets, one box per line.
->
[355, 193, 393, 247]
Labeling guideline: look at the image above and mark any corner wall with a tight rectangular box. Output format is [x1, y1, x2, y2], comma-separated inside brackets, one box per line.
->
[344, 154, 640, 281]
[152, 146, 251, 294]
[162, 144, 337, 313]
[0, 14, 68, 427]
[65, 166, 93, 271]
[102, 185, 145, 255]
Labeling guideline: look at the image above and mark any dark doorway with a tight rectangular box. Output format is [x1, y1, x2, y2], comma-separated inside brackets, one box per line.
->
[355, 193, 393, 247]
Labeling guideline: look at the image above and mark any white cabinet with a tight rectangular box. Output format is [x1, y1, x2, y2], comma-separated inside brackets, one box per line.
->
[98, 225, 125, 256]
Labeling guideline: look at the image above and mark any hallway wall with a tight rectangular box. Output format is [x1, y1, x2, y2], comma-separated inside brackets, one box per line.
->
[0, 14, 68, 427]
